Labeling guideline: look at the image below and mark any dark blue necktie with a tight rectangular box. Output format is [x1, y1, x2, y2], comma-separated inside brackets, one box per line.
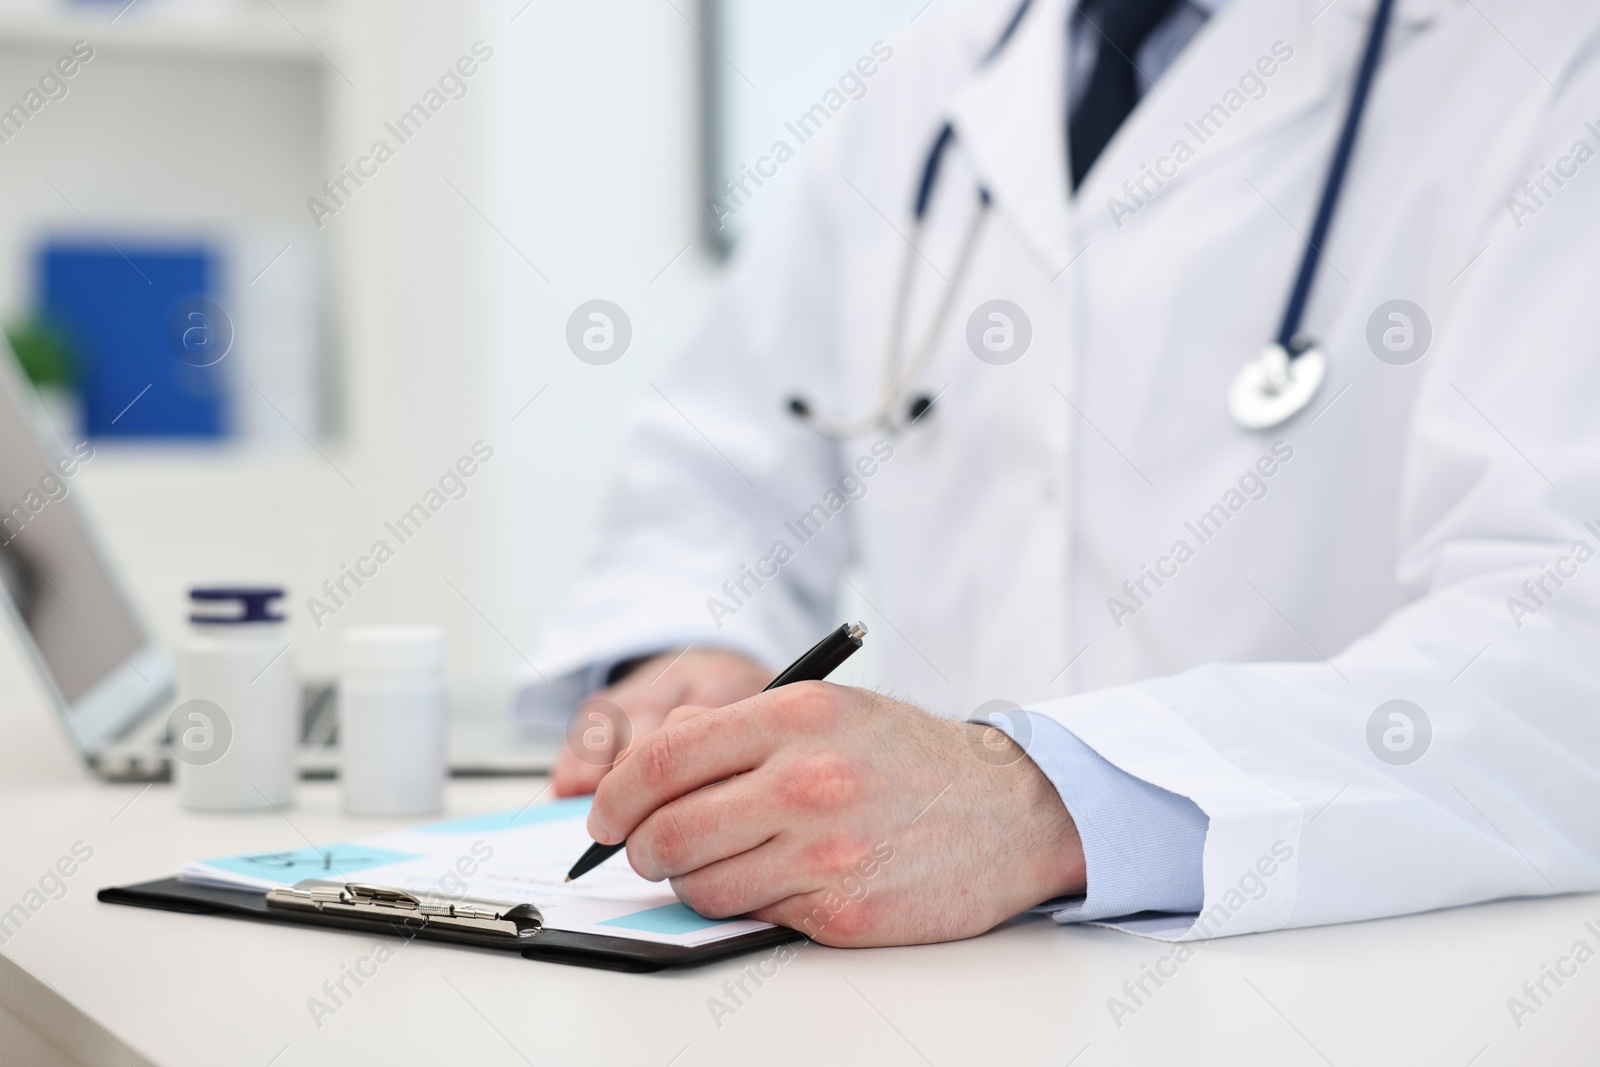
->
[1068, 0, 1185, 189]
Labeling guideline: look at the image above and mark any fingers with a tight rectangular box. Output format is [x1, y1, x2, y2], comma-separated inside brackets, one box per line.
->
[555, 701, 717, 798]
[625, 770, 774, 880]
[588, 701, 777, 843]
[553, 649, 772, 798]
[555, 678, 684, 796]
[667, 840, 825, 920]
[553, 696, 633, 796]
[669, 835, 894, 935]
[551, 747, 609, 797]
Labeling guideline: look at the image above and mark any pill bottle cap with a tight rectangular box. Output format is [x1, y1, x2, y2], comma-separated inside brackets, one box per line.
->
[340, 625, 446, 672]
[189, 587, 286, 625]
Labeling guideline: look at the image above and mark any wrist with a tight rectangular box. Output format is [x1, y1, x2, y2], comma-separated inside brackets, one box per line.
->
[954, 720, 1086, 913]
[995, 734, 1087, 911]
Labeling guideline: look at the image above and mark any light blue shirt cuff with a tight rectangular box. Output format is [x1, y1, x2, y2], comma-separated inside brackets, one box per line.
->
[993, 710, 1207, 924]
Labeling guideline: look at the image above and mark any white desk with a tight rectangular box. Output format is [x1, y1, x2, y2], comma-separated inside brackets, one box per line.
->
[2, 697, 1597, 1067]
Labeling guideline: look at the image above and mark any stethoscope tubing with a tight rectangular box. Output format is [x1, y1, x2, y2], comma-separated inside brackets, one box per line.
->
[793, 0, 1397, 438]
[794, 195, 990, 439]
[1274, 0, 1397, 351]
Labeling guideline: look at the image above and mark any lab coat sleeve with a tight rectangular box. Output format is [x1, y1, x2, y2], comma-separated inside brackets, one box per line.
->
[1026, 176, 1600, 940]
[521, 147, 860, 721]
[1000, 712, 1208, 922]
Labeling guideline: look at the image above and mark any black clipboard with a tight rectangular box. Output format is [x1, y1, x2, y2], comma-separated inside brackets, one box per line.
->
[99, 878, 802, 974]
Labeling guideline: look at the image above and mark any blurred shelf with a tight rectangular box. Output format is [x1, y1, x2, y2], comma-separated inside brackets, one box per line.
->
[0, 5, 335, 63]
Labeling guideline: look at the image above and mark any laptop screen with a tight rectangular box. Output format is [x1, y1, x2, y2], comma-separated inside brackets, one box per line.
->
[0, 345, 169, 752]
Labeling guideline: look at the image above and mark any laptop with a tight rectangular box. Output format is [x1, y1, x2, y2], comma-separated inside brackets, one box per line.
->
[0, 335, 562, 782]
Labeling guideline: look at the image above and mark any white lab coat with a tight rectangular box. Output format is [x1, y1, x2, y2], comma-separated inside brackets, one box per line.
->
[533, 0, 1600, 938]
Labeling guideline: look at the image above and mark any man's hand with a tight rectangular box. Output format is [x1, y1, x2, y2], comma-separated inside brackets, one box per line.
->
[551, 648, 771, 797]
[588, 682, 1086, 947]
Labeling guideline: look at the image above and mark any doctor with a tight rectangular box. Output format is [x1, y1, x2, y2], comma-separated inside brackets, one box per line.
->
[531, 0, 1600, 946]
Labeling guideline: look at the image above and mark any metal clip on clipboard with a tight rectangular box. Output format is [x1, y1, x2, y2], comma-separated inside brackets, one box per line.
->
[266, 880, 543, 939]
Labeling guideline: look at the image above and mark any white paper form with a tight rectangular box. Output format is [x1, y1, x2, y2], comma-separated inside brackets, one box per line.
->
[180, 797, 774, 948]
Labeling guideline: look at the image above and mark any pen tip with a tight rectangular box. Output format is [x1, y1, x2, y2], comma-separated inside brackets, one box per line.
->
[563, 876, 572, 883]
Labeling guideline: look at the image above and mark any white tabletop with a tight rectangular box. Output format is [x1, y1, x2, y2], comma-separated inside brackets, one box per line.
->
[2, 693, 1597, 1067]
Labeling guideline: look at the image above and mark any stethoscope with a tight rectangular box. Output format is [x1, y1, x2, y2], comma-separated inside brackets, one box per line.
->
[790, 0, 1397, 437]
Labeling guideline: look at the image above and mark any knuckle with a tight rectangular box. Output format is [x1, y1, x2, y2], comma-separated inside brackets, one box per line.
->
[673, 874, 741, 919]
[787, 681, 846, 727]
[799, 834, 871, 876]
[777, 753, 866, 813]
[639, 731, 681, 789]
[646, 813, 694, 874]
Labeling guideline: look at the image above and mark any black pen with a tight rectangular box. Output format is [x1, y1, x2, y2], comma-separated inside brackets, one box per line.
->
[564, 621, 868, 883]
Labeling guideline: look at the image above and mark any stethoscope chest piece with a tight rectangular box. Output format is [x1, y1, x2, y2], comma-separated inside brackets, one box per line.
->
[1227, 341, 1327, 430]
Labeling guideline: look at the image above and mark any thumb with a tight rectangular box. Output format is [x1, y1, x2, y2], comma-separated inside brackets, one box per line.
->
[612, 704, 714, 770]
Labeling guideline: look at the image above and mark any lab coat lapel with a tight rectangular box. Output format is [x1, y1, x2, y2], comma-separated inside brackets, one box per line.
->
[942, 0, 1340, 270]
[939, 0, 1461, 270]
[945, 0, 1077, 275]
[1074, 0, 1465, 228]
[1071, 0, 1335, 229]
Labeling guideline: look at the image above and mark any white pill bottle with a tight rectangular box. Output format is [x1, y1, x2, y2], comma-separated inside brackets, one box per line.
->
[174, 587, 296, 811]
[339, 626, 446, 816]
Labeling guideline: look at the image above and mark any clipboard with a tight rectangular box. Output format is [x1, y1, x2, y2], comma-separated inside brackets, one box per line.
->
[98, 877, 802, 974]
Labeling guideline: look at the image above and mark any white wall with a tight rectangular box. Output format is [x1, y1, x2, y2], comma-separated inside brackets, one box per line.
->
[3, 0, 720, 716]
[475, 0, 720, 694]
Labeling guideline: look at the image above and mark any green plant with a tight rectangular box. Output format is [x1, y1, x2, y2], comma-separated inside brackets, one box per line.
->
[4, 316, 77, 389]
